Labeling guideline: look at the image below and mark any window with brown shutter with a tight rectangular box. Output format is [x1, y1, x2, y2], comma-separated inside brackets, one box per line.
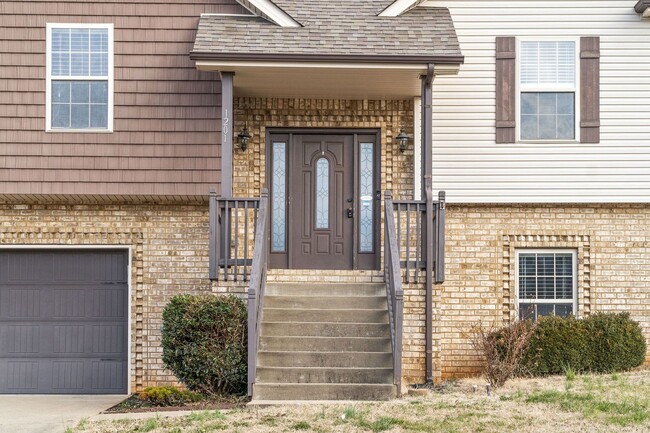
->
[495, 36, 600, 144]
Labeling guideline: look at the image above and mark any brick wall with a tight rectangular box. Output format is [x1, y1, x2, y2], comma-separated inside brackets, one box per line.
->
[233, 98, 415, 200]
[0, 201, 647, 391]
[438, 203, 650, 379]
[0, 202, 217, 391]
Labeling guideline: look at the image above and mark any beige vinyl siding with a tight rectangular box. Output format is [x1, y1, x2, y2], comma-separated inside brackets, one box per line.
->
[425, 0, 650, 203]
[0, 0, 248, 200]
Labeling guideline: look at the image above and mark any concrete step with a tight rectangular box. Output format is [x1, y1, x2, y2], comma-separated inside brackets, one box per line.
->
[264, 295, 387, 310]
[259, 336, 392, 352]
[253, 383, 396, 401]
[258, 351, 393, 368]
[256, 367, 394, 384]
[263, 308, 388, 324]
[266, 283, 385, 297]
[260, 322, 390, 338]
[267, 270, 383, 284]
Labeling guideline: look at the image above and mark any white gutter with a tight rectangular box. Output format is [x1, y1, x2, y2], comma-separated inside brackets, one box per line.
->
[195, 60, 461, 74]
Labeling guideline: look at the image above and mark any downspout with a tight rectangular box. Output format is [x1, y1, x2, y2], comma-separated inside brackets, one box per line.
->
[421, 64, 435, 383]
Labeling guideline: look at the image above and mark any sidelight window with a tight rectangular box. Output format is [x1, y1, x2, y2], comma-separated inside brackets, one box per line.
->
[271, 142, 287, 252]
[359, 143, 374, 252]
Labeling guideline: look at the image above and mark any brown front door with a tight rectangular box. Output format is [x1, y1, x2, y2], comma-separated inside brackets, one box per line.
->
[291, 134, 354, 269]
[268, 131, 379, 270]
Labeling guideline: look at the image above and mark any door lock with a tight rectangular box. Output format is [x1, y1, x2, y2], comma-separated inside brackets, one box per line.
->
[347, 207, 354, 218]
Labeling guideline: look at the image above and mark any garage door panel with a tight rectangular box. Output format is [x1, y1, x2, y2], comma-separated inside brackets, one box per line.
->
[0, 250, 128, 394]
[1, 322, 127, 357]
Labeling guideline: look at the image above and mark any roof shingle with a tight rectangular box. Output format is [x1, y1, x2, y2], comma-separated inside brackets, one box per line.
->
[192, 0, 462, 61]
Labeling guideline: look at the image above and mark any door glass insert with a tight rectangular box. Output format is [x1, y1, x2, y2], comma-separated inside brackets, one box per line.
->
[359, 142, 374, 252]
[315, 158, 329, 229]
[271, 142, 286, 252]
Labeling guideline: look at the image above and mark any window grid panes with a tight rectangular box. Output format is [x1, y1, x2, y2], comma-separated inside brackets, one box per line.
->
[521, 92, 575, 140]
[359, 143, 374, 252]
[271, 142, 287, 252]
[518, 251, 575, 321]
[519, 40, 576, 141]
[49, 26, 110, 130]
[315, 158, 329, 229]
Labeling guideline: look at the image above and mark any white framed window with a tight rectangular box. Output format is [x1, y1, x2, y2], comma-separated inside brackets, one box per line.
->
[46, 23, 114, 132]
[516, 249, 577, 321]
[517, 38, 579, 142]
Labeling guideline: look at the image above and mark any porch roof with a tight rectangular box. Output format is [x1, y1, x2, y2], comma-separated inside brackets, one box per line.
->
[190, 0, 462, 63]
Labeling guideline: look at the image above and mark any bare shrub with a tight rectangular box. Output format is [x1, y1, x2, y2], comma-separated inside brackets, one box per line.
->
[469, 320, 537, 388]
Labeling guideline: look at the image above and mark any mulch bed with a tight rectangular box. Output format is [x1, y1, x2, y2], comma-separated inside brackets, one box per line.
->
[104, 394, 248, 414]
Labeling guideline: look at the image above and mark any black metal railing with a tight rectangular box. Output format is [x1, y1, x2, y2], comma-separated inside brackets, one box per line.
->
[246, 189, 269, 397]
[209, 189, 260, 281]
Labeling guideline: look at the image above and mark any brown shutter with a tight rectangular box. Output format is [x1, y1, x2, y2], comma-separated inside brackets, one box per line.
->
[496, 37, 516, 143]
[580, 37, 600, 143]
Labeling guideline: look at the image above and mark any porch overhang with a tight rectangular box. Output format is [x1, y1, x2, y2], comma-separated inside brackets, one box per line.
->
[192, 56, 462, 99]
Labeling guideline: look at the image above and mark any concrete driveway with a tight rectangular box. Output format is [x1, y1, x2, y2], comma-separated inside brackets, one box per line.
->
[0, 395, 125, 433]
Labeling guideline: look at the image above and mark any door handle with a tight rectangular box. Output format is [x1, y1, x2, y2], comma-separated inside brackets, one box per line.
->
[347, 207, 354, 218]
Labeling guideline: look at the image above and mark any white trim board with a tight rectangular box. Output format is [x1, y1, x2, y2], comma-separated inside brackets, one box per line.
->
[380, 0, 421, 17]
[236, 0, 301, 27]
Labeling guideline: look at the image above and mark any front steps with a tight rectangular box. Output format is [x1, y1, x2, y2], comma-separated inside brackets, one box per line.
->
[253, 278, 396, 401]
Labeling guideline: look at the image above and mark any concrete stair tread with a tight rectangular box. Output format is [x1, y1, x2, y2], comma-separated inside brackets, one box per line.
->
[259, 336, 391, 352]
[257, 366, 393, 371]
[264, 307, 386, 312]
[256, 279, 394, 400]
[259, 350, 392, 355]
[258, 351, 392, 368]
[261, 321, 389, 325]
[253, 383, 396, 401]
[256, 366, 394, 384]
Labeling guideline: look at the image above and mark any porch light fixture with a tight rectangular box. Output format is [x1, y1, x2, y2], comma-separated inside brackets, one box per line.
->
[237, 125, 252, 151]
[396, 129, 409, 153]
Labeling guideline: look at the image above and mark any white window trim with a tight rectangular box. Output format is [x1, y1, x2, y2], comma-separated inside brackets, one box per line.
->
[515, 248, 578, 318]
[46, 23, 114, 133]
[515, 37, 580, 144]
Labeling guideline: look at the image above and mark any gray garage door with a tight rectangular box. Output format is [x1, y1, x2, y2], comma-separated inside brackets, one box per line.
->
[0, 249, 128, 394]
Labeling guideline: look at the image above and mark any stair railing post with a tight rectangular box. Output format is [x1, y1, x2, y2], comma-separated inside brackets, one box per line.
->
[435, 191, 446, 284]
[209, 188, 218, 280]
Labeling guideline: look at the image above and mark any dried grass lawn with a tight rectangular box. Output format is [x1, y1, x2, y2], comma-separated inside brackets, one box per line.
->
[70, 370, 650, 433]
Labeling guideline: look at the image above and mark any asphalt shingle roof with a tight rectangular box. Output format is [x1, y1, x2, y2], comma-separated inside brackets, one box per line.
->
[192, 0, 462, 60]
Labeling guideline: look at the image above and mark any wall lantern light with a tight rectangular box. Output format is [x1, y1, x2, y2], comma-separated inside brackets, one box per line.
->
[237, 125, 252, 151]
[396, 129, 409, 153]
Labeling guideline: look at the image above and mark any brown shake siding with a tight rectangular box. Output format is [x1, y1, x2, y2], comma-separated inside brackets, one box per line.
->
[0, 0, 247, 201]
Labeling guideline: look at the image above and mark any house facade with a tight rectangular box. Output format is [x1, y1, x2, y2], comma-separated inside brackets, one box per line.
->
[0, 0, 648, 398]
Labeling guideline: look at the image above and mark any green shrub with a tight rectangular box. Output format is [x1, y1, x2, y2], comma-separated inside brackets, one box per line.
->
[583, 312, 647, 373]
[522, 312, 646, 375]
[137, 386, 203, 407]
[161, 294, 247, 396]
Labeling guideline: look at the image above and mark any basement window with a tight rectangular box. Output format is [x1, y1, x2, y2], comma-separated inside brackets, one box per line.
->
[516, 249, 577, 320]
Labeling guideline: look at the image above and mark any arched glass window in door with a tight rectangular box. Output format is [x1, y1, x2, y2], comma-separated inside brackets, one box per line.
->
[315, 158, 329, 229]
